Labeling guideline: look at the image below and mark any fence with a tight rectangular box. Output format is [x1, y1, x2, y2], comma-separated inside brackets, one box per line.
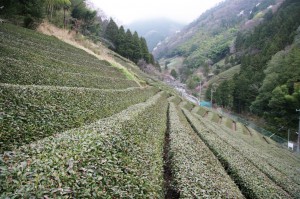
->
[219, 110, 289, 146]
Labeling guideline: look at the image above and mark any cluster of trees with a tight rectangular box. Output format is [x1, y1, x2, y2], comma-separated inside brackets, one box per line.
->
[0, 1, 157, 67]
[104, 19, 156, 65]
[0, 0, 104, 40]
[209, 0, 300, 137]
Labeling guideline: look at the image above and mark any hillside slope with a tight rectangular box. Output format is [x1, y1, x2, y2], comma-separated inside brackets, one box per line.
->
[212, 0, 300, 137]
[153, 0, 271, 62]
[0, 23, 299, 198]
[153, 0, 299, 139]
[154, 0, 284, 86]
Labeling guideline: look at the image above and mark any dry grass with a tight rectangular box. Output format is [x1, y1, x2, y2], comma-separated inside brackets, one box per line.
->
[37, 22, 141, 86]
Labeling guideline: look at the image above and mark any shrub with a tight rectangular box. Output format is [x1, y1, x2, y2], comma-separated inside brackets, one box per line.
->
[183, 109, 292, 198]
[0, 92, 168, 198]
[0, 23, 131, 85]
[0, 84, 158, 152]
[168, 103, 243, 197]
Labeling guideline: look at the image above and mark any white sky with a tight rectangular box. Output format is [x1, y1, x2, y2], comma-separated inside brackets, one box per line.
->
[89, 0, 224, 25]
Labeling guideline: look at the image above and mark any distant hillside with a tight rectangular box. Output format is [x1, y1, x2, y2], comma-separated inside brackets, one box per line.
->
[153, 0, 275, 62]
[153, 0, 300, 139]
[128, 18, 184, 51]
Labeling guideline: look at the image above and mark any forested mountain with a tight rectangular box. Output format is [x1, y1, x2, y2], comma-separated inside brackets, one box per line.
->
[155, 0, 300, 138]
[154, 0, 279, 85]
[128, 18, 184, 51]
[153, 0, 269, 61]
[218, 0, 300, 136]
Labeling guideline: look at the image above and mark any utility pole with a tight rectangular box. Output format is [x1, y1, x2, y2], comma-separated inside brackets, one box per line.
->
[199, 80, 202, 105]
[210, 83, 217, 108]
[288, 129, 290, 144]
[210, 86, 216, 108]
[297, 109, 300, 153]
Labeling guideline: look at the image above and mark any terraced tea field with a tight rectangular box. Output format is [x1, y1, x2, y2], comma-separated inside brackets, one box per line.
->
[1, 24, 299, 198]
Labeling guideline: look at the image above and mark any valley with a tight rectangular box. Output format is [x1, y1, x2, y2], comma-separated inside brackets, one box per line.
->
[1, 0, 300, 198]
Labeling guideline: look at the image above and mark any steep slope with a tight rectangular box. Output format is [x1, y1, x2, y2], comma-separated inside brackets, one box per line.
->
[153, 0, 269, 62]
[1, 22, 299, 198]
[153, 0, 299, 139]
[212, 0, 300, 137]
[154, 0, 283, 86]
[0, 23, 158, 152]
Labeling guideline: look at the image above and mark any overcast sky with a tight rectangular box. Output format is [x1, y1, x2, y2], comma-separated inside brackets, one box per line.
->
[89, 0, 224, 25]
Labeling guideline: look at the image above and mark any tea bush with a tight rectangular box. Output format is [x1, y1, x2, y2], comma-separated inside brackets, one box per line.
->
[168, 103, 244, 198]
[0, 84, 158, 152]
[0, 92, 168, 198]
[183, 108, 292, 198]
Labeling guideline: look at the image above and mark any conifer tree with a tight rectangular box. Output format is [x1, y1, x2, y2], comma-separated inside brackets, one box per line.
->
[140, 37, 150, 63]
[124, 29, 134, 59]
[116, 26, 126, 55]
[131, 31, 142, 63]
[104, 18, 119, 49]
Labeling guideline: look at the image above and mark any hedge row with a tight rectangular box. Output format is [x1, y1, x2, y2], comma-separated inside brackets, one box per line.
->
[0, 57, 138, 89]
[168, 96, 182, 104]
[185, 102, 195, 111]
[179, 101, 195, 111]
[0, 92, 168, 198]
[182, 108, 291, 198]
[197, 107, 208, 117]
[0, 41, 127, 80]
[211, 112, 220, 123]
[0, 84, 159, 152]
[236, 123, 251, 135]
[168, 103, 244, 198]
[0, 24, 116, 72]
[193, 107, 300, 189]
[0, 24, 130, 86]
[205, 113, 300, 190]
[197, 114, 300, 198]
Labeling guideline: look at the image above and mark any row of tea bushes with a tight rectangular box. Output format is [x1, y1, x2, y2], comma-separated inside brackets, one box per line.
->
[169, 96, 182, 105]
[197, 111, 300, 192]
[196, 106, 208, 117]
[168, 103, 244, 198]
[0, 92, 168, 198]
[194, 113, 300, 198]
[183, 101, 195, 111]
[192, 107, 300, 188]
[0, 24, 119, 74]
[182, 108, 291, 198]
[0, 24, 131, 86]
[0, 83, 159, 152]
[0, 42, 127, 80]
[0, 57, 137, 89]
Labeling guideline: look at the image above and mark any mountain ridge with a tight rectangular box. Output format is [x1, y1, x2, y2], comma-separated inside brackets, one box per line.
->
[128, 18, 184, 51]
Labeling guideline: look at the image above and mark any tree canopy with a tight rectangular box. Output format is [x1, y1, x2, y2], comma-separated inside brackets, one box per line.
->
[104, 18, 155, 65]
[213, 0, 300, 137]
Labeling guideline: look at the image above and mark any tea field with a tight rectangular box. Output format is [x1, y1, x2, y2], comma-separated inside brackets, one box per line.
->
[1, 23, 300, 198]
